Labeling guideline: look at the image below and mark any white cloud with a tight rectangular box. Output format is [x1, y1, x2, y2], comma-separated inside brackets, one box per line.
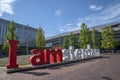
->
[0, 0, 16, 16]
[59, 23, 80, 32]
[59, 1, 120, 32]
[54, 9, 62, 16]
[85, 17, 90, 21]
[59, 23, 72, 32]
[87, 2, 120, 26]
[89, 5, 103, 11]
[76, 22, 82, 27]
[77, 2, 120, 26]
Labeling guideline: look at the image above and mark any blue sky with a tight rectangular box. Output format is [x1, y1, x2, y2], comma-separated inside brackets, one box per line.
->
[0, 0, 120, 38]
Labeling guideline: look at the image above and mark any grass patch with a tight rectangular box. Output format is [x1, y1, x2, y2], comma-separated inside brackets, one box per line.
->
[0, 55, 32, 67]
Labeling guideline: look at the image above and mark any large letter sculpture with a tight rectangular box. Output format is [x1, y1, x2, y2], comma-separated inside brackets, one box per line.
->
[30, 49, 44, 65]
[6, 40, 100, 69]
[62, 49, 70, 62]
[48, 49, 63, 64]
[49, 49, 57, 63]
[7, 40, 19, 69]
[30, 49, 63, 65]
[74, 49, 82, 60]
[56, 49, 63, 63]
[62, 46, 100, 62]
[69, 46, 75, 60]
[44, 49, 50, 64]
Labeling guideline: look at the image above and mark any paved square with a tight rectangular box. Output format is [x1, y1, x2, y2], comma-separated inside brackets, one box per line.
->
[0, 54, 120, 80]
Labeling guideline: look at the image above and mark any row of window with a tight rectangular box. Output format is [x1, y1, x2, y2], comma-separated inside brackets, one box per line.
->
[0, 20, 37, 47]
[46, 27, 120, 47]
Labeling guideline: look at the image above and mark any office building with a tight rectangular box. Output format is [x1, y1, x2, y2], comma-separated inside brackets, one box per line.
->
[0, 18, 37, 47]
[46, 22, 120, 49]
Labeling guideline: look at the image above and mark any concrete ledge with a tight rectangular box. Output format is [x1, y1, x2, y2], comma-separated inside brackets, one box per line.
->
[7, 56, 102, 73]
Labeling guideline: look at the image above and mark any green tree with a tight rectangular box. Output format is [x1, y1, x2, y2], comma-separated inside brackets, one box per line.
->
[78, 23, 90, 48]
[91, 28, 100, 49]
[36, 27, 46, 49]
[2, 21, 18, 52]
[62, 36, 68, 49]
[101, 27, 115, 51]
[68, 33, 75, 47]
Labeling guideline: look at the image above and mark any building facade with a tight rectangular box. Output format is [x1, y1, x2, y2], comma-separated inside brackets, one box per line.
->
[0, 18, 37, 47]
[46, 22, 120, 49]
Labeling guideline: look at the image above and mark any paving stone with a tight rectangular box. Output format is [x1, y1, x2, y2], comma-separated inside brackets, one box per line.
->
[0, 54, 120, 80]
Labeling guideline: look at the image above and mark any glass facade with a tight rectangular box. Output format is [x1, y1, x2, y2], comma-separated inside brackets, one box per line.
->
[46, 22, 120, 48]
[0, 18, 37, 47]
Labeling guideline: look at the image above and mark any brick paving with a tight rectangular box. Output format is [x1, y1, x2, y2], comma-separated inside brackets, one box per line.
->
[0, 54, 120, 80]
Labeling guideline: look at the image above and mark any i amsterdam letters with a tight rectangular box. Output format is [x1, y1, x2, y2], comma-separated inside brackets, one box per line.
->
[6, 40, 100, 69]
[7, 40, 63, 69]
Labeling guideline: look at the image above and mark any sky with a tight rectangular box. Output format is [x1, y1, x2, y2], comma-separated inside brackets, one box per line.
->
[0, 0, 120, 38]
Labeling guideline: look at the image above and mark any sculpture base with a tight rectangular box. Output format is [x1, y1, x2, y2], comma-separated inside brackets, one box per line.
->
[6, 64, 19, 69]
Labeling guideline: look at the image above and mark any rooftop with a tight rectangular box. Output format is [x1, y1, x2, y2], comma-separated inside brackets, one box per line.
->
[46, 21, 120, 40]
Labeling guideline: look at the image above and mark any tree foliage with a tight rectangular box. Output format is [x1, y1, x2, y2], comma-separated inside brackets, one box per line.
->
[101, 27, 115, 49]
[91, 28, 100, 49]
[62, 36, 68, 49]
[36, 27, 46, 49]
[78, 23, 90, 48]
[68, 33, 75, 47]
[2, 21, 18, 52]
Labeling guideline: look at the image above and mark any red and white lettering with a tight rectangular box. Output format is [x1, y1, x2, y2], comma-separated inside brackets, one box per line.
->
[6, 40, 63, 69]
[7, 40, 19, 69]
[44, 49, 50, 64]
[30, 49, 63, 65]
[30, 49, 44, 65]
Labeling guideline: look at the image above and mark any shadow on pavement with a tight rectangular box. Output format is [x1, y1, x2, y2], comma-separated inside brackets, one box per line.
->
[19, 71, 49, 76]
[100, 56, 111, 59]
[47, 66, 61, 70]
[101, 76, 112, 80]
